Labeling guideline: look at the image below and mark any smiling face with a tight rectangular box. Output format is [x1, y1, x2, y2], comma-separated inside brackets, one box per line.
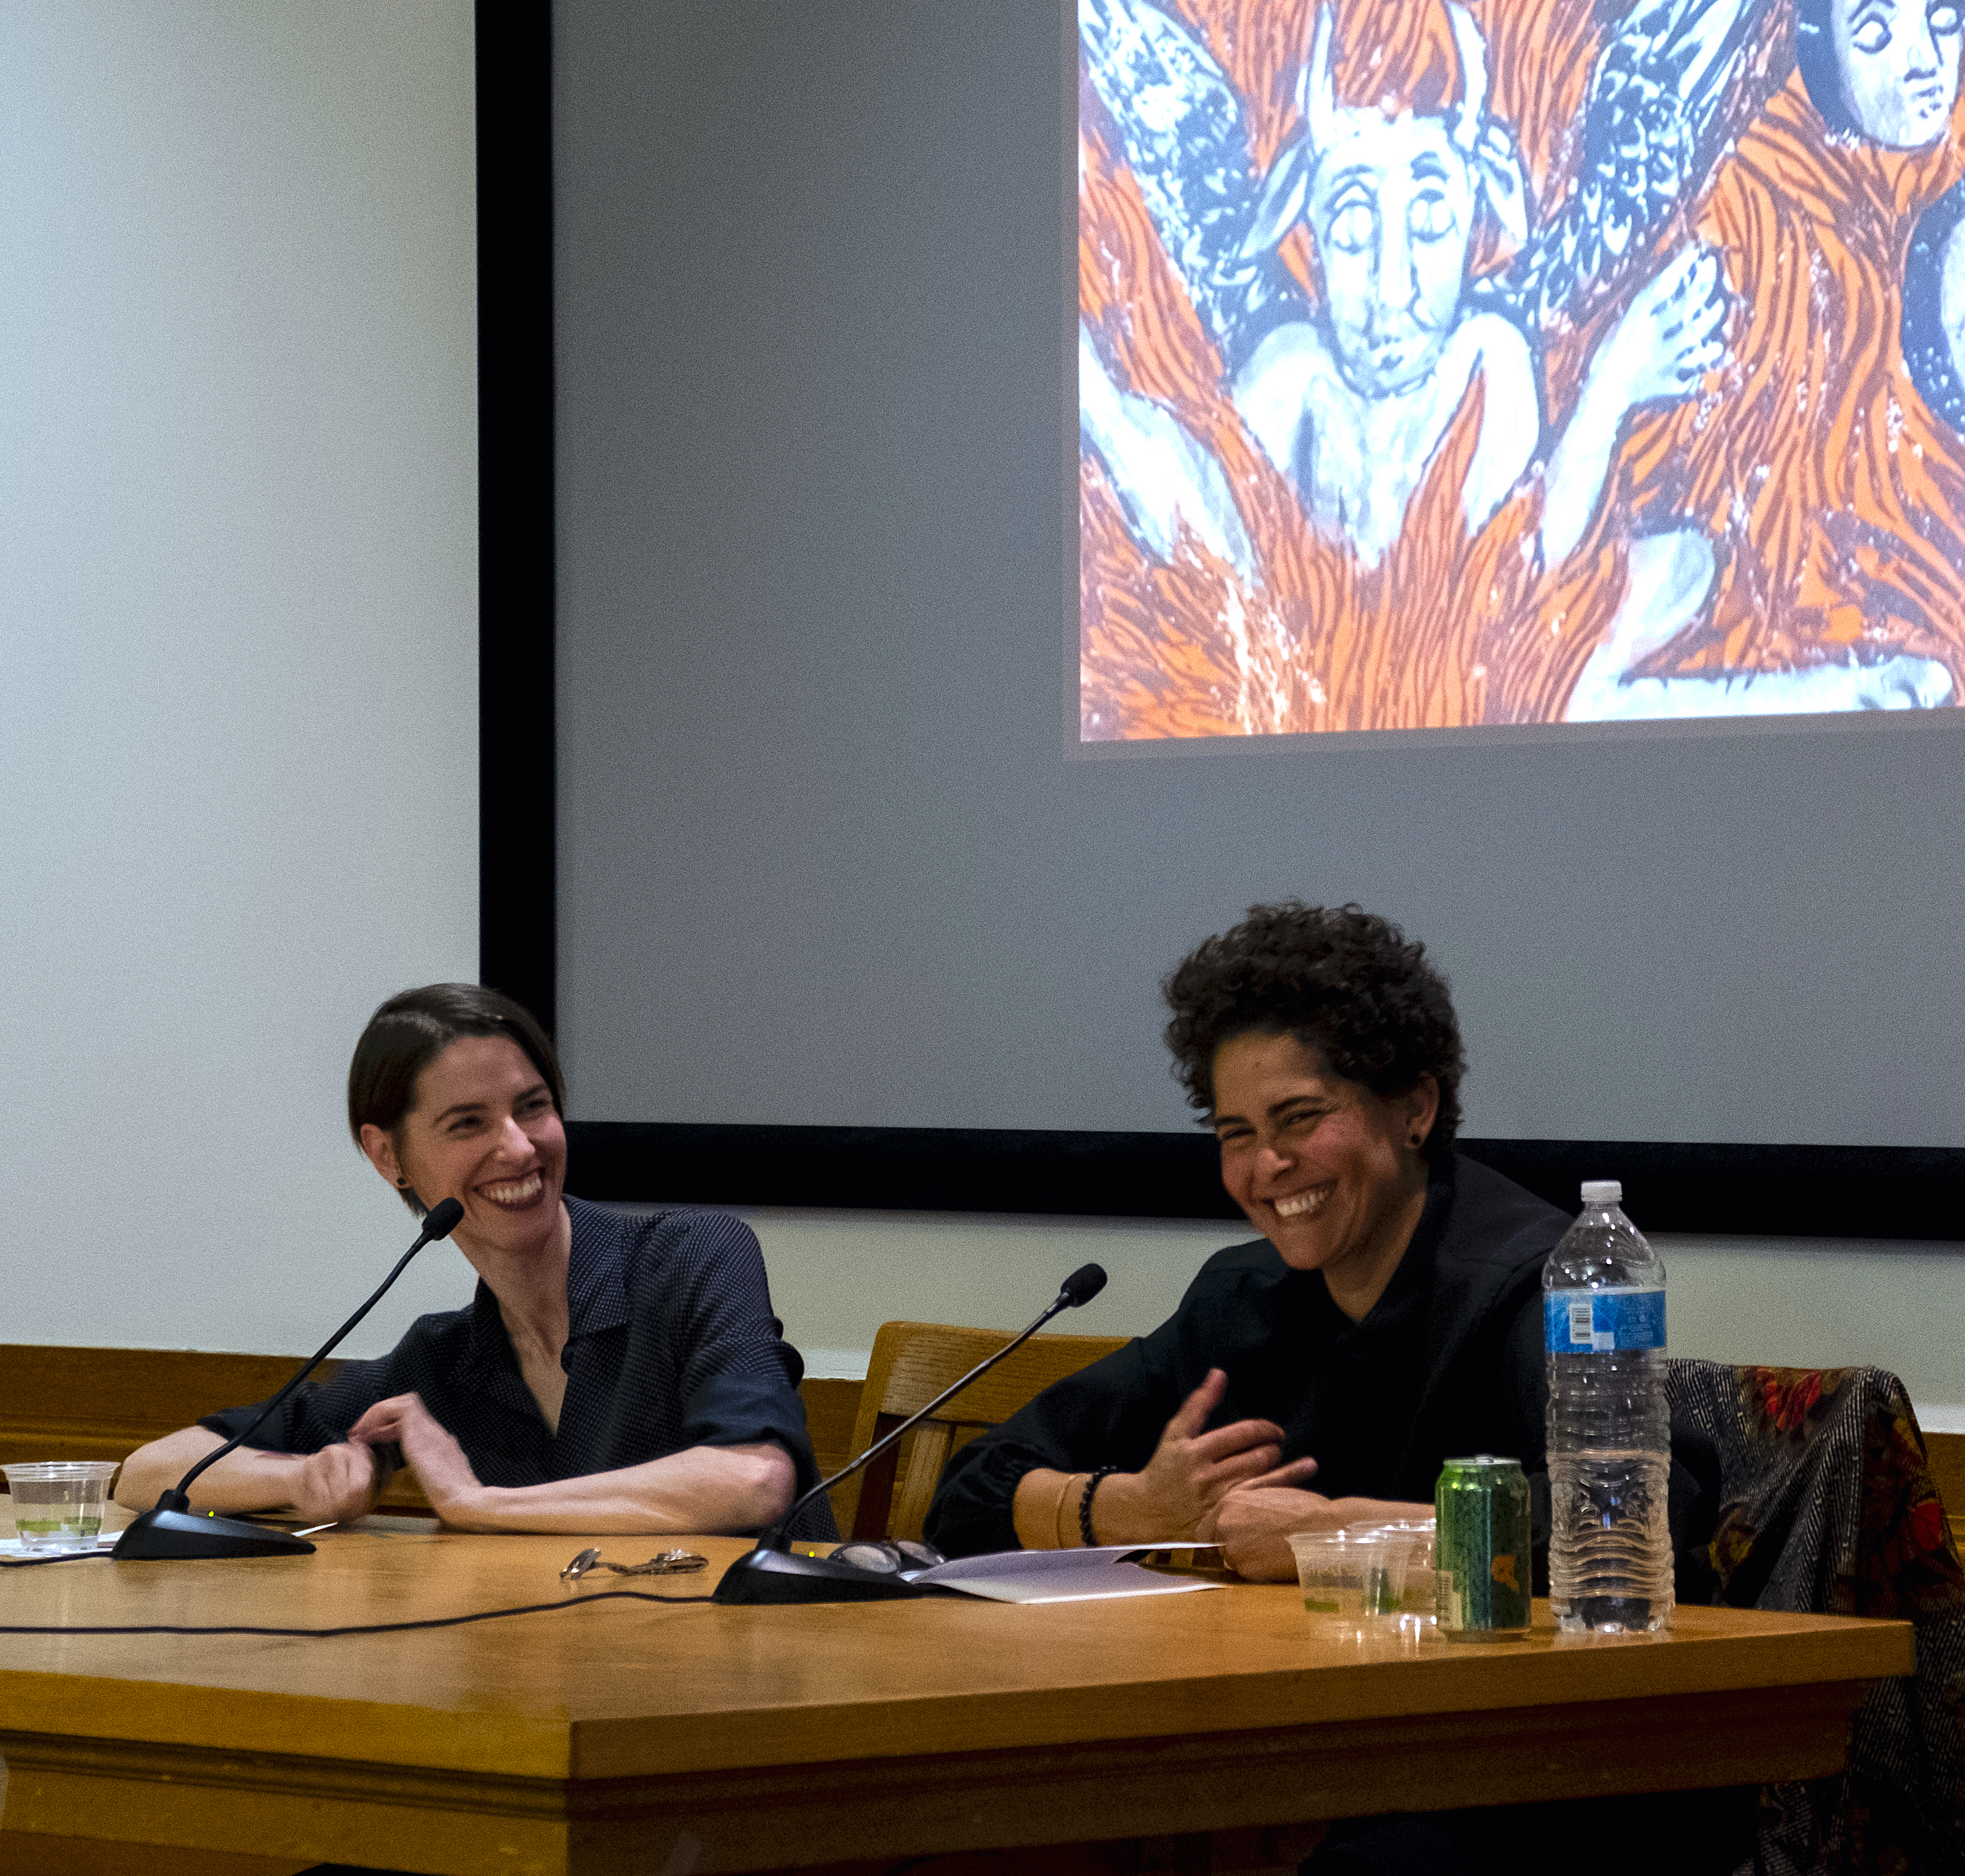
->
[1309, 108, 1477, 398]
[360, 1034, 567, 1259]
[1832, 0, 1963, 146]
[1210, 1030, 1437, 1310]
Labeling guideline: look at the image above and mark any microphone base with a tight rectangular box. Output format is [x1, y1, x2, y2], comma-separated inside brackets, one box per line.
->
[712, 1545, 949, 1605]
[112, 1508, 316, 1560]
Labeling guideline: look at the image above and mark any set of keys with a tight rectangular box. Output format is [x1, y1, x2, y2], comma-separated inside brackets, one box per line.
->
[559, 1546, 707, 1581]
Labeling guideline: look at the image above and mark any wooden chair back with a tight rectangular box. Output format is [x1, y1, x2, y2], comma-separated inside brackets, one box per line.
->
[832, 1321, 1128, 1543]
[1926, 1429, 1965, 1546]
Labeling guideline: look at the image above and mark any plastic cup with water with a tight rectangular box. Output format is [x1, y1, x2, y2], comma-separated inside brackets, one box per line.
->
[4, 1462, 119, 1551]
[1288, 1529, 1409, 1636]
[1343, 1517, 1436, 1629]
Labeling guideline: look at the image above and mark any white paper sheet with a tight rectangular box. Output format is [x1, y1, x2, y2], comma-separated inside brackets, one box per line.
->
[909, 1542, 1228, 1604]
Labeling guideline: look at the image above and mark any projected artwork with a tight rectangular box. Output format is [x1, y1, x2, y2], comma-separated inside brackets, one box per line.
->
[1077, 0, 1965, 736]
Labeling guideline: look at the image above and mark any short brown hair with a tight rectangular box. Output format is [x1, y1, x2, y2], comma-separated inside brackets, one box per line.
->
[347, 985, 565, 1208]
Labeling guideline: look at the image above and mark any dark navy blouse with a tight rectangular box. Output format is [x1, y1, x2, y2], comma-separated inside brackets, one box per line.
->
[200, 1196, 833, 1538]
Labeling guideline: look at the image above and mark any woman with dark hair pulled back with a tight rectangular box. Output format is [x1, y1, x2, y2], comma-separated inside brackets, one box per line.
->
[117, 984, 828, 1537]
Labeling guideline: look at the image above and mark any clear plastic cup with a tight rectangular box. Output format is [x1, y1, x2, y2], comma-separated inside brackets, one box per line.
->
[1344, 1518, 1436, 1628]
[1288, 1529, 1408, 1634]
[4, 1462, 119, 1551]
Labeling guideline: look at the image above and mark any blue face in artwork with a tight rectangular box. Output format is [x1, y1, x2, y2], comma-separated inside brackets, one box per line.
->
[1309, 108, 1479, 398]
[1833, 0, 1964, 146]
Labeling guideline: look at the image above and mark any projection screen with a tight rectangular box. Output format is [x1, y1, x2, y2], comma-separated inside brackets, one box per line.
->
[553, 0, 1965, 1190]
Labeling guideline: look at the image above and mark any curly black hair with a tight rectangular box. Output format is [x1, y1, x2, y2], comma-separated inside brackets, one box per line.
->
[1161, 902, 1465, 1165]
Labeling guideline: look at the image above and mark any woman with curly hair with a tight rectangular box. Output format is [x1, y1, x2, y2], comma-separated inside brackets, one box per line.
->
[927, 905, 1754, 1870]
[925, 901, 1570, 1580]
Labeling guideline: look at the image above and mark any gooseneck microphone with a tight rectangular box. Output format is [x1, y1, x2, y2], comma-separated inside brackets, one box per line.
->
[114, 1198, 467, 1561]
[714, 1261, 1109, 1604]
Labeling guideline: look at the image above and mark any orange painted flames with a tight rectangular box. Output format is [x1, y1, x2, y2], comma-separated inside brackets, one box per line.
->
[1079, 0, 1965, 736]
[1621, 71, 1965, 686]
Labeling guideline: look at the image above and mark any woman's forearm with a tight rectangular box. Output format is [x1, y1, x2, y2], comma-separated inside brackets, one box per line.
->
[431, 1441, 797, 1535]
[114, 1427, 311, 1514]
[1011, 1467, 1200, 1549]
[1205, 1488, 1436, 1582]
[1012, 1467, 1076, 1548]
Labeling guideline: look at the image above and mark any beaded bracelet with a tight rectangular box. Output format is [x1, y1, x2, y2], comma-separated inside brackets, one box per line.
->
[1078, 1466, 1122, 1548]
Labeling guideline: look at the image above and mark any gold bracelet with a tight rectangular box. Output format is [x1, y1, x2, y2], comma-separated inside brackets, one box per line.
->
[1053, 1472, 1085, 1549]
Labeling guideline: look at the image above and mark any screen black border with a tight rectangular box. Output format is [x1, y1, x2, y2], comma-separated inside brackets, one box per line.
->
[487, 4, 1965, 1242]
[560, 1124, 1965, 1242]
[479, 0, 557, 1036]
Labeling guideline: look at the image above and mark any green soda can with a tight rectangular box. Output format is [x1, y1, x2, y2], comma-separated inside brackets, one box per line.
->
[1434, 1455, 1532, 1637]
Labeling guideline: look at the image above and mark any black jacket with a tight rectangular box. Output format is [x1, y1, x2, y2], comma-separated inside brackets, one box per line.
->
[201, 1197, 834, 1538]
[925, 1154, 1567, 1558]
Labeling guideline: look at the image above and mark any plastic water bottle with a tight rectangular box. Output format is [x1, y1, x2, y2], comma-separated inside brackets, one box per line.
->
[1543, 1179, 1672, 1633]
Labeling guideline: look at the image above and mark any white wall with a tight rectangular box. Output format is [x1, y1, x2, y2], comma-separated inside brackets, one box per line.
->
[734, 1209, 1965, 1431]
[0, 1, 481, 1359]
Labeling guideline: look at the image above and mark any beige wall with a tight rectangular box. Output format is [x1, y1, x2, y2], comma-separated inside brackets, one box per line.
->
[0, 1, 479, 1361]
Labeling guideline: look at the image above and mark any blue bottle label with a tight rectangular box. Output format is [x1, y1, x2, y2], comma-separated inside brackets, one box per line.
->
[1544, 1288, 1665, 1352]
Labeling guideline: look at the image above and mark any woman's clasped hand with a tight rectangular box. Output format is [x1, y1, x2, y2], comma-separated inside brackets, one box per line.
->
[339, 1392, 485, 1526]
[283, 1436, 389, 1527]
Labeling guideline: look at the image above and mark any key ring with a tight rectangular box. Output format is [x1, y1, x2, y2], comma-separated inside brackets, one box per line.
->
[560, 1546, 708, 1581]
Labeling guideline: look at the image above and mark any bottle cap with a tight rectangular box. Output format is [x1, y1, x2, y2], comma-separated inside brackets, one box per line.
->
[1580, 1179, 1622, 1204]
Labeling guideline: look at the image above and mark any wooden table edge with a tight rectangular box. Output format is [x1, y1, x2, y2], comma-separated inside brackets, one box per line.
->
[0, 1605, 1914, 1784]
[0, 1675, 1880, 1876]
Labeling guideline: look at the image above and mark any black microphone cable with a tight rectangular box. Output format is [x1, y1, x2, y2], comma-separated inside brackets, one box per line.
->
[0, 1586, 716, 1634]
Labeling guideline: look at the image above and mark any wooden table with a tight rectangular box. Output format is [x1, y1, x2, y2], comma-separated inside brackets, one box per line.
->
[0, 1524, 1914, 1876]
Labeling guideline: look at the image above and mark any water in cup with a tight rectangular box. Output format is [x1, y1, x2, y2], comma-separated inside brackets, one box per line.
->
[1344, 1518, 1435, 1628]
[4, 1462, 119, 1551]
[1288, 1530, 1410, 1637]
